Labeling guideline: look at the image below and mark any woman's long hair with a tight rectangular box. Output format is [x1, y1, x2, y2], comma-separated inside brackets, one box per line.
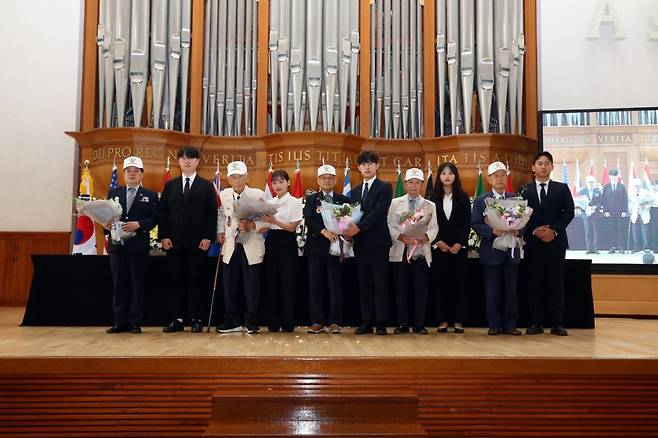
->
[433, 162, 466, 200]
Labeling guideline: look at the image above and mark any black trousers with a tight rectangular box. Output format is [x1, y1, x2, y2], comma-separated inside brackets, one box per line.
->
[392, 257, 429, 329]
[482, 262, 519, 330]
[607, 216, 629, 250]
[354, 246, 390, 327]
[582, 215, 599, 252]
[526, 248, 566, 328]
[222, 243, 261, 327]
[166, 246, 207, 321]
[109, 251, 146, 325]
[432, 249, 468, 324]
[307, 254, 343, 326]
[264, 230, 298, 330]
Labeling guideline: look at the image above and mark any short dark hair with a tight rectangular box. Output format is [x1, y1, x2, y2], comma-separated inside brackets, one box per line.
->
[357, 150, 379, 164]
[609, 168, 619, 176]
[532, 151, 553, 165]
[271, 169, 290, 182]
[177, 145, 200, 159]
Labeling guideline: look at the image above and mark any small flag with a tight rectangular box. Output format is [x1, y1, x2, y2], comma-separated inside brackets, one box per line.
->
[395, 163, 404, 197]
[292, 160, 303, 198]
[505, 161, 514, 194]
[213, 160, 221, 208]
[109, 159, 118, 191]
[424, 161, 433, 200]
[589, 158, 595, 177]
[628, 160, 636, 188]
[474, 162, 485, 198]
[159, 156, 170, 196]
[342, 158, 352, 197]
[601, 158, 610, 186]
[561, 160, 569, 186]
[264, 161, 275, 200]
[643, 157, 654, 193]
[616, 157, 623, 184]
[79, 164, 94, 198]
[572, 159, 581, 196]
[72, 161, 97, 255]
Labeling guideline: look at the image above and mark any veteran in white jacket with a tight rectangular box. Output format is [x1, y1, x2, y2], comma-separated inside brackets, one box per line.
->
[387, 168, 439, 334]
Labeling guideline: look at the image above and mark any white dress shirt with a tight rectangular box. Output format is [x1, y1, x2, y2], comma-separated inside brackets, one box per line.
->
[181, 172, 197, 191]
[268, 192, 303, 230]
[442, 193, 453, 220]
[362, 176, 377, 197]
[535, 179, 550, 201]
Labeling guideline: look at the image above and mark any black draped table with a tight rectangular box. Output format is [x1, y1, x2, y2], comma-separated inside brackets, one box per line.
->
[22, 255, 595, 328]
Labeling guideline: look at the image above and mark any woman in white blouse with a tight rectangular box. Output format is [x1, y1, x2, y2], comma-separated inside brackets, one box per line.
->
[260, 170, 303, 332]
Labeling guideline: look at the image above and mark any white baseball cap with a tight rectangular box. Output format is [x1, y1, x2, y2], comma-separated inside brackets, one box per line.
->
[404, 168, 424, 181]
[123, 156, 144, 170]
[487, 161, 507, 176]
[317, 164, 336, 176]
[227, 161, 248, 176]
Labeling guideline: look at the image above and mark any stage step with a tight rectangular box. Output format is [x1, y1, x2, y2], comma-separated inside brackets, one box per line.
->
[203, 385, 428, 437]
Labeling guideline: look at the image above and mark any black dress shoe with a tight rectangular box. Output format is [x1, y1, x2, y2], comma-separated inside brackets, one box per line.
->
[437, 326, 449, 333]
[191, 319, 203, 333]
[503, 328, 522, 336]
[354, 325, 373, 335]
[163, 320, 184, 333]
[453, 327, 464, 334]
[375, 326, 388, 336]
[106, 324, 130, 334]
[267, 326, 281, 332]
[412, 327, 428, 335]
[526, 324, 544, 335]
[551, 326, 568, 336]
[393, 326, 410, 334]
[281, 325, 295, 333]
[488, 328, 501, 336]
[130, 324, 142, 334]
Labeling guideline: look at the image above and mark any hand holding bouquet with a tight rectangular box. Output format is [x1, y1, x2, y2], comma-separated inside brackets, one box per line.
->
[398, 207, 430, 262]
[320, 202, 363, 261]
[484, 197, 533, 258]
[75, 197, 135, 244]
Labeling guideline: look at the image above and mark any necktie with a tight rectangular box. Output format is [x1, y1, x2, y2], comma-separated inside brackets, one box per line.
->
[409, 198, 416, 212]
[324, 193, 332, 203]
[184, 177, 190, 198]
[540, 183, 547, 205]
[126, 187, 136, 212]
[362, 182, 369, 202]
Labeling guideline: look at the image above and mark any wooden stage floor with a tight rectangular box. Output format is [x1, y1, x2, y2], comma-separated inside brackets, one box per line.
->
[2, 307, 658, 359]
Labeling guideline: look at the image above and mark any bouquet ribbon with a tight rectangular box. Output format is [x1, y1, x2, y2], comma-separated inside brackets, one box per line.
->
[406, 240, 420, 263]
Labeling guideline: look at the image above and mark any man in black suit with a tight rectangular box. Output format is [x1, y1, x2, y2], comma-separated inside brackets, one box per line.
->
[303, 164, 351, 334]
[344, 151, 393, 335]
[521, 151, 575, 336]
[105, 156, 158, 334]
[159, 146, 218, 333]
[600, 168, 629, 254]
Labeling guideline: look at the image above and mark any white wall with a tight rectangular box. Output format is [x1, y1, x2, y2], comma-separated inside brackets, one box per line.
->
[0, 0, 83, 231]
[538, 0, 658, 111]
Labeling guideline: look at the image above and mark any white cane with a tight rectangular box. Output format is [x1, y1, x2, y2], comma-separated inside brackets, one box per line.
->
[206, 250, 222, 333]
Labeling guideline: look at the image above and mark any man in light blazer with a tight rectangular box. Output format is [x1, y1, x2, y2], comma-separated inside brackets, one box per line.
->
[344, 150, 393, 335]
[216, 161, 266, 334]
[387, 168, 439, 334]
[472, 161, 522, 336]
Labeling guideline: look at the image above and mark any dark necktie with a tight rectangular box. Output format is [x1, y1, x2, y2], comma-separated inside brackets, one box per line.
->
[126, 187, 136, 212]
[324, 193, 332, 203]
[409, 198, 416, 212]
[540, 183, 547, 205]
[184, 177, 190, 199]
[362, 182, 369, 202]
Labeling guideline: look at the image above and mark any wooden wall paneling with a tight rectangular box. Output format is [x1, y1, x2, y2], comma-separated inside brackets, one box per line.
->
[359, 0, 371, 138]
[256, 0, 269, 136]
[523, 0, 538, 140]
[423, 0, 436, 138]
[592, 275, 658, 316]
[188, 0, 205, 134]
[80, 0, 99, 132]
[0, 233, 70, 306]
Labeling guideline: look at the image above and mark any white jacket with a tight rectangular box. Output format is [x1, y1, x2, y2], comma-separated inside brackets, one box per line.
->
[217, 186, 266, 265]
[387, 195, 439, 267]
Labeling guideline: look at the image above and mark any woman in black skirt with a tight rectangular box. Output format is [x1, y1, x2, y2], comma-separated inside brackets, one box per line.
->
[432, 163, 471, 333]
[260, 170, 303, 332]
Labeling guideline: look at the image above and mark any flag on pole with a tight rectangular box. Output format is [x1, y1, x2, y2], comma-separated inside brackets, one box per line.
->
[616, 157, 623, 184]
[158, 156, 170, 196]
[589, 158, 595, 177]
[643, 157, 654, 192]
[342, 158, 352, 197]
[474, 162, 485, 198]
[72, 161, 97, 255]
[628, 160, 636, 188]
[505, 161, 514, 193]
[601, 158, 610, 186]
[109, 159, 118, 191]
[424, 161, 433, 200]
[572, 159, 581, 196]
[212, 161, 221, 207]
[264, 161, 275, 200]
[395, 163, 404, 197]
[561, 160, 569, 187]
[292, 160, 303, 198]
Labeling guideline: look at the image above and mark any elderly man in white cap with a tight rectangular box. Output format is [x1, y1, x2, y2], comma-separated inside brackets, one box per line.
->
[216, 160, 267, 334]
[387, 168, 438, 335]
[471, 161, 522, 336]
[105, 156, 158, 334]
[577, 174, 602, 254]
[302, 164, 351, 334]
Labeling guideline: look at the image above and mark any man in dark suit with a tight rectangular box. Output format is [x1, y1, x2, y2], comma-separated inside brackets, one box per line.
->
[344, 151, 393, 335]
[105, 156, 158, 334]
[159, 146, 218, 333]
[303, 164, 351, 334]
[472, 161, 522, 336]
[577, 175, 602, 254]
[521, 151, 575, 336]
[600, 168, 628, 253]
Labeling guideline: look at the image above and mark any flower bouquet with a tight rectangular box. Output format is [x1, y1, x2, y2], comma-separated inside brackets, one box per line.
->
[75, 197, 135, 244]
[484, 197, 533, 258]
[320, 202, 363, 261]
[398, 207, 431, 262]
[232, 195, 281, 244]
[467, 227, 481, 258]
